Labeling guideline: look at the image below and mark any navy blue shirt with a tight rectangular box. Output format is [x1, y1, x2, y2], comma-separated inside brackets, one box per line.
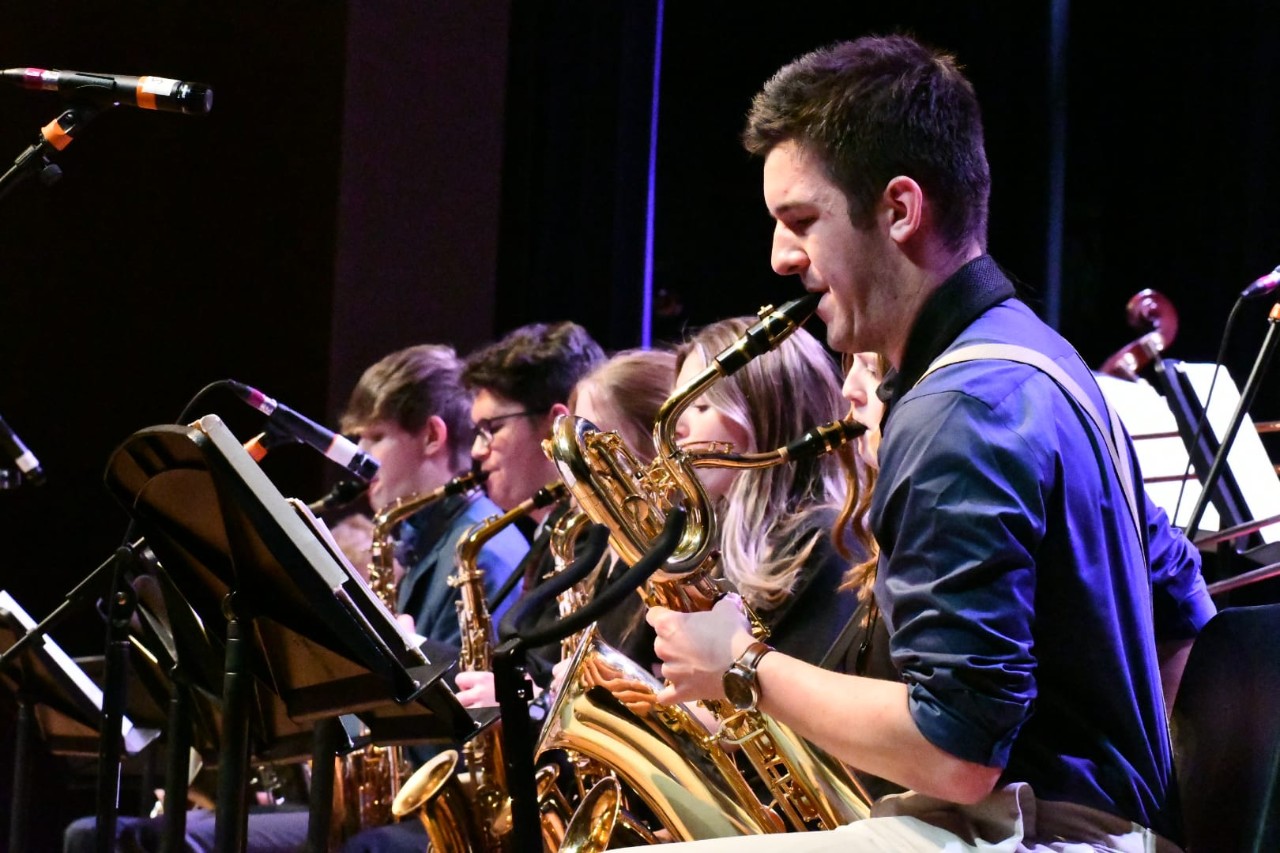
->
[871, 256, 1214, 841]
[396, 491, 528, 647]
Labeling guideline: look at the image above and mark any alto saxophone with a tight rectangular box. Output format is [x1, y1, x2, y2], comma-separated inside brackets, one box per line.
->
[543, 295, 874, 840]
[334, 470, 487, 838]
[392, 483, 572, 852]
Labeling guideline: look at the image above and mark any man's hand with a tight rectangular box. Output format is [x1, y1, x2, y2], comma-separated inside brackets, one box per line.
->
[648, 594, 756, 705]
[455, 670, 498, 707]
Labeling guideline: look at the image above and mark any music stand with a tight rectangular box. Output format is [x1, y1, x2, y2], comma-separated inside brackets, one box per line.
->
[103, 415, 476, 853]
[0, 591, 162, 853]
[1099, 361, 1280, 571]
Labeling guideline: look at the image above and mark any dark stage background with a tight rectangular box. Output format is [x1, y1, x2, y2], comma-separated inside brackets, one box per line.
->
[2, 1, 1279, 847]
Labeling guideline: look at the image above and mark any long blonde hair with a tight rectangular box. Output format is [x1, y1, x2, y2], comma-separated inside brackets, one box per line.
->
[676, 318, 854, 610]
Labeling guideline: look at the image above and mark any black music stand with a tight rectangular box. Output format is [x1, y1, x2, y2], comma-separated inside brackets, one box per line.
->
[103, 415, 477, 853]
[1153, 360, 1257, 541]
[0, 591, 163, 853]
[1153, 360, 1280, 580]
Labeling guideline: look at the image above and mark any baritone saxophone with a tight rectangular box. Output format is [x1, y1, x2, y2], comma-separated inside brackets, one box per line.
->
[543, 294, 874, 840]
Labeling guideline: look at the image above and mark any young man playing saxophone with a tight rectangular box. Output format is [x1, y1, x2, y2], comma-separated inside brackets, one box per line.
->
[62, 344, 530, 852]
[640, 35, 1214, 852]
[340, 321, 605, 853]
[339, 343, 528, 646]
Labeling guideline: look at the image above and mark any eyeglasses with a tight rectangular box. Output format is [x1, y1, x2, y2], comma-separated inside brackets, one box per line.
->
[473, 410, 537, 450]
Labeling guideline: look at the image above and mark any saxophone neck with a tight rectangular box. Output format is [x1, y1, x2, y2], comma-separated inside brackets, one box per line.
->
[650, 294, 821, 572]
[455, 481, 568, 570]
[372, 468, 488, 534]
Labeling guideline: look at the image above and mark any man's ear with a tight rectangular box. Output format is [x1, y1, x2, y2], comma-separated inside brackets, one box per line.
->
[421, 415, 449, 456]
[883, 175, 924, 244]
[538, 402, 570, 439]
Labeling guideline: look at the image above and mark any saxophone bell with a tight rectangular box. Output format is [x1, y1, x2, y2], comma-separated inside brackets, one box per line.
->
[559, 777, 660, 853]
[333, 468, 490, 838]
[390, 750, 480, 852]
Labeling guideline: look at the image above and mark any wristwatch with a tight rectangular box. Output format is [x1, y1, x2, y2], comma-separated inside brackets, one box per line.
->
[722, 640, 775, 712]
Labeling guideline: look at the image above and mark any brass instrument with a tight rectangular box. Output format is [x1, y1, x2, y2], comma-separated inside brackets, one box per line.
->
[392, 483, 571, 852]
[560, 777, 659, 852]
[334, 470, 486, 839]
[542, 295, 874, 840]
[548, 508, 600, 662]
[540, 623, 786, 839]
[545, 506, 646, 817]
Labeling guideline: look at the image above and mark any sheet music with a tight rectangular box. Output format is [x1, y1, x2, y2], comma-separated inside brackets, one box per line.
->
[1097, 366, 1280, 543]
[1096, 373, 1217, 531]
[0, 590, 160, 753]
[1179, 363, 1280, 544]
[287, 499, 431, 664]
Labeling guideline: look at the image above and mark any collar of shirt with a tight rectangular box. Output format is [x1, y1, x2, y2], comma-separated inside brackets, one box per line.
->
[878, 254, 1017, 425]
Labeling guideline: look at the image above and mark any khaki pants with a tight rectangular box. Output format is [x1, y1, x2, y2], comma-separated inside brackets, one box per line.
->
[612, 783, 1180, 853]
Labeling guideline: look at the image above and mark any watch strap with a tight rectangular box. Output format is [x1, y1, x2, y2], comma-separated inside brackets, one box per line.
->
[734, 640, 774, 675]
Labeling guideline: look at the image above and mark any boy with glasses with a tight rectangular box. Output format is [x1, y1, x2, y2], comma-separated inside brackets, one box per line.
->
[453, 320, 605, 703]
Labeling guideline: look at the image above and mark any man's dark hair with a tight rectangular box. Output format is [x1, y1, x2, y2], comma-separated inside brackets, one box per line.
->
[743, 34, 990, 252]
[341, 344, 475, 465]
[462, 321, 605, 412]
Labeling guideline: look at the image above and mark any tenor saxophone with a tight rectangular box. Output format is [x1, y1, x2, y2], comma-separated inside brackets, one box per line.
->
[334, 470, 487, 838]
[542, 295, 874, 839]
[391, 483, 571, 852]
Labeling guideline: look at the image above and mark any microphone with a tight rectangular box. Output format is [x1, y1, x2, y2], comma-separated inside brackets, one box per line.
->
[1241, 265, 1280, 301]
[0, 413, 45, 486]
[225, 381, 379, 482]
[2, 67, 212, 115]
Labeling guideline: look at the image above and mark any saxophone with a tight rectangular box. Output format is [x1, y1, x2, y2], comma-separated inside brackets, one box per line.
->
[391, 482, 571, 852]
[548, 508, 600, 661]
[542, 295, 874, 840]
[334, 470, 487, 838]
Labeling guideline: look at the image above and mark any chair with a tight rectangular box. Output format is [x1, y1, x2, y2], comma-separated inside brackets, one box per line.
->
[1171, 604, 1280, 852]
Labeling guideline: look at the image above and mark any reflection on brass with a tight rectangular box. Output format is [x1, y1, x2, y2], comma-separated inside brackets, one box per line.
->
[543, 299, 874, 842]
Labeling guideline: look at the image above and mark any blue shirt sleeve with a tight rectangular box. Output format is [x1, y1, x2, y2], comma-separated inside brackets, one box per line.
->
[873, 389, 1046, 768]
[1139, 484, 1215, 640]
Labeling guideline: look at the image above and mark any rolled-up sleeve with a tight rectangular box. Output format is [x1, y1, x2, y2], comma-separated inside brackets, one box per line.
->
[1143, 495, 1215, 640]
[873, 390, 1047, 768]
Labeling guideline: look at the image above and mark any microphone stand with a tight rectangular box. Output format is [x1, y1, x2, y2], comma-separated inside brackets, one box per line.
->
[0, 540, 146, 853]
[0, 102, 105, 204]
[1186, 302, 1280, 542]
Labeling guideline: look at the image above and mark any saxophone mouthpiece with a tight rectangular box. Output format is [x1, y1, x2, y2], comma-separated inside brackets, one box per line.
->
[713, 292, 821, 377]
[306, 478, 368, 514]
[780, 419, 868, 462]
[446, 468, 489, 496]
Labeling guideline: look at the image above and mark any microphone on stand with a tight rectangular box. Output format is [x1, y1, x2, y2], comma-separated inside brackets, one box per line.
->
[1240, 265, 1280, 301]
[224, 381, 379, 482]
[2, 67, 213, 115]
[0, 413, 45, 487]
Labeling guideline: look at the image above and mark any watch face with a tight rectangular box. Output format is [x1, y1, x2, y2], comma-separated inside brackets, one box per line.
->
[722, 668, 757, 711]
